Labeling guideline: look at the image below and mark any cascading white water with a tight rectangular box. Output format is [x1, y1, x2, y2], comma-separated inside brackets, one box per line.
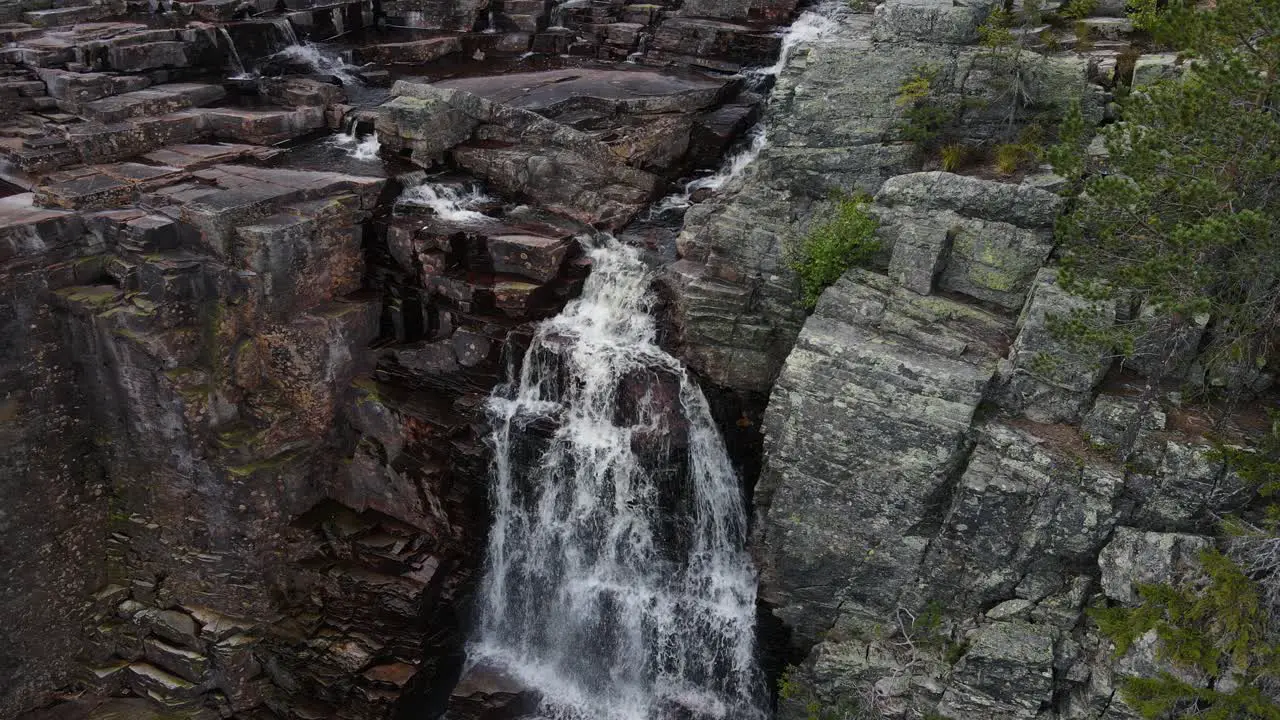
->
[748, 6, 840, 85]
[471, 236, 767, 720]
[398, 182, 493, 223]
[218, 27, 250, 79]
[332, 121, 381, 161]
[271, 42, 362, 86]
[651, 126, 768, 214]
[649, 4, 841, 215]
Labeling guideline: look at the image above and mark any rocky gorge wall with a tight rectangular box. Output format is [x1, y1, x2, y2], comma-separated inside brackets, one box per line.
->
[1, 0, 1272, 718]
[0, 0, 798, 714]
[678, 2, 1275, 720]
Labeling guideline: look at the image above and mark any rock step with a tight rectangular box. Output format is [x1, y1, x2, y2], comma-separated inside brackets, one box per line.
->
[125, 662, 203, 706]
[21, 4, 111, 26]
[81, 83, 227, 124]
[143, 142, 279, 170]
[179, 164, 384, 255]
[36, 162, 187, 210]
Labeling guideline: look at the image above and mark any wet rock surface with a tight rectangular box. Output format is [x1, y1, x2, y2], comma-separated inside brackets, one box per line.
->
[0, 0, 787, 716]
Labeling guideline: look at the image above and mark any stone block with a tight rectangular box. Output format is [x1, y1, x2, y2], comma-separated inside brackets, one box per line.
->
[1098, 527, 1211, 605]
[938, 621, 1055, 720]
[487, 232, 574, 283]
[996, 268, 1115, 423]
[144, 637, 210, 683]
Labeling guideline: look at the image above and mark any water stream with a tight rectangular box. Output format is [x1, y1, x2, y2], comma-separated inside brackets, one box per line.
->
[332, 120, 382, 161]
[397, 181, 494, 223]
[471, 237, 767, 720]
[218, 27, 250, 79]
[649, 4, 841, 215]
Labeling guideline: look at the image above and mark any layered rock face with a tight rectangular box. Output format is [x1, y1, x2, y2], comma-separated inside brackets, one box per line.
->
[664, 1, 1096, 392]
[736, 4, 1272, 720]
[0, 0, 790, 716]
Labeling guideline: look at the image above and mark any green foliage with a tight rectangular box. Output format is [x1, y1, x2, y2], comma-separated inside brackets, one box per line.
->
[1050, 0, 1280, 384]
[791, 195, 881, 309]
[1073, 20, 1094, 50]
[994, 141, 1041, 174]
[1058, 0, 1098, 20]
[1046, 98, 1091, 181]
[940, 143, 969, 171]
[896, 64, 958, 147]
[1091, 549, 1280, 719]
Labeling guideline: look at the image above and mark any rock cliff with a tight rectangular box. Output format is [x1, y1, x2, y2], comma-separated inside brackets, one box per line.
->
[716, 3, 1274, 719]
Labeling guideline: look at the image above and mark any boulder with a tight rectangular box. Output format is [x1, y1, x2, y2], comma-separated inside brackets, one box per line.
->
[937, 621, 1055, 719]
[1097, 527, 1212, 605]
[995, 268, 1116, 423]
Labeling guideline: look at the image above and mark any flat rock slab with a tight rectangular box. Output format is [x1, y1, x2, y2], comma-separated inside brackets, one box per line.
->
[143, 143, 280, 169]
[357, 36, 462, 64]
[435, 67, 731, 116]
[16, 697, 219, 720]
[81, 83, 227, 124]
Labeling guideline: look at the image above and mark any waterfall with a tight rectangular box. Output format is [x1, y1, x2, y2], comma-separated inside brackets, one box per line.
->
[748, 6, 840, 87]
[472, 236, 767, 720]
[271, 16, 300, 47]
[218, 27, 250, 79]
[485, 6, 499, 33]
[397, 181, 493, 223]
[650, 4, 841, 215]
[332, 119, 382, 161]
[548, 0, 568, 30]
[651, 126, 768, 214]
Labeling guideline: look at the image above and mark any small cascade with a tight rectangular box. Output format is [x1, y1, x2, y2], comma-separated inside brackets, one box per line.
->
[332, 118, 381, 161]
[747, 6, 840, 87]
[472, 236, 768, 720]
[218, 27, 250, 79]
[271, 17, 300, 48]
[625, 31, 651, 63]
[397, 181, 494, 223]
[650, 4, 841, 215]
[651, 125, 767, 215]
[548, 0, 568, 30]
[485, 6, 499, 33]
[271, 42, 361, 86]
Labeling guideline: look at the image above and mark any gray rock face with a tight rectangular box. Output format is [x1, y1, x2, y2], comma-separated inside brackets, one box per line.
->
[917, 423, 1124, 612]
[937, 622, 1055, 720]
[754, 270, 1008, 644]
[878, 172, 1061, 309]
[665, 9, 1096, 391]
[994, 268, 1116, 423]
[1098, 527, 1212, 605]
[872, 0, 1000, 45]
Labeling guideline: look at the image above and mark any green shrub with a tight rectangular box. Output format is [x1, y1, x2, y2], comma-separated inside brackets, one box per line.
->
[994, 141, 1041, 174]
[791, 195, 880, 309]
[940, 143, 969, 171]
[1091, 549, 1280, 719]
[1059, 0, 1098, 20]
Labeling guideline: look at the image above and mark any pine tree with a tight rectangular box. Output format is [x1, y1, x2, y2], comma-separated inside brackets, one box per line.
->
[1050, 0, 1280, 390]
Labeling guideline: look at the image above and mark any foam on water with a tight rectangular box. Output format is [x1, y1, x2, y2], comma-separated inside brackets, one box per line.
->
[748, 6, 841, 85]
[332, 126, 381, 161]
[272, 42, 361, 86]
[472, 237, 767, 720]
[398, 182, 493, 223]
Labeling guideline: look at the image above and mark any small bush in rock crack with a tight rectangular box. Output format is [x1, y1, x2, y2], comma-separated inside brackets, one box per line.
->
[790, 195, 880, 309]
